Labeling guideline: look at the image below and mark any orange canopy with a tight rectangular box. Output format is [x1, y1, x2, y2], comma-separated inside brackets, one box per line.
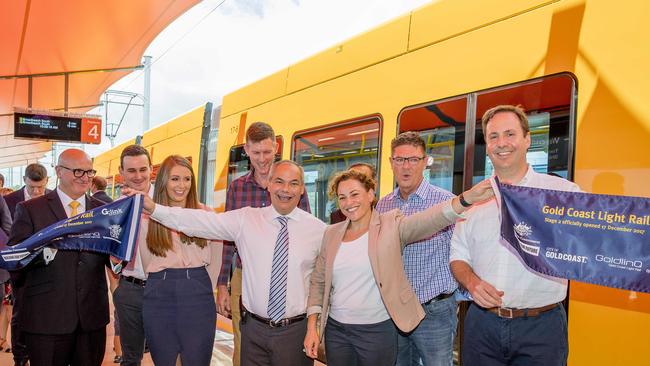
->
[0, 0, 200, 168]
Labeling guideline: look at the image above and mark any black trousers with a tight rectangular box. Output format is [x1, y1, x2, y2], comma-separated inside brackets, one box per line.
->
[25, 326, 106, 366]
[240, 313, 312, 366]
[113, 277, 146, 366]
[324, 317, 397, 366]
[10, 279, 29, 364]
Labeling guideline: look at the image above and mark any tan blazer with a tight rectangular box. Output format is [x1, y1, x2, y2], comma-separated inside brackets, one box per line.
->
[307, 200, 459, 334]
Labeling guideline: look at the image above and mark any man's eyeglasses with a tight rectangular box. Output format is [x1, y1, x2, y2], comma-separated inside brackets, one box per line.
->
[390, 156, 426, 165]
[58, 166, 97, 178]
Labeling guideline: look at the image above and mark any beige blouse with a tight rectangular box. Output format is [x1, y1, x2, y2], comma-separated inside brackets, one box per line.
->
[139, 205, 221, 289]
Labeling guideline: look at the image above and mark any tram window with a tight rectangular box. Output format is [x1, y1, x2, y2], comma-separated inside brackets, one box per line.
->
[227, 136, 283, 187]
[472, 74, 575, 183]
[398, 96, 467, 194]
[293, 117, 382, 222]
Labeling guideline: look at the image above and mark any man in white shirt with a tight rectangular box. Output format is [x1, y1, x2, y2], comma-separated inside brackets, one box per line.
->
[135, 160, 326, 366]
[112, 144, 154, 366]
[450, 105, 580, 365]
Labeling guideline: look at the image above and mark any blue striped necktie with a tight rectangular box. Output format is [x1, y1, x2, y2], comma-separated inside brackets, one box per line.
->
[268, 216, 289, 322]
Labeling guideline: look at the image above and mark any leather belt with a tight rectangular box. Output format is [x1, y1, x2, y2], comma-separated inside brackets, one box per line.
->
[486, 303, 559, 319]
[423, 292, 453, 306]
[121, 275, 146, 287]
[248, 312, 306, 328]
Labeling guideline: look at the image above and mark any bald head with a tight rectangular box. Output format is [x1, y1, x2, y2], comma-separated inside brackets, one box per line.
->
[56, 148, 93, 199]
[58, 149, 91, 167]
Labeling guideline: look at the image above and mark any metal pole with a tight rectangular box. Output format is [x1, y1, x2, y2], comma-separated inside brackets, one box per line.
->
[142, 55, 152, 133]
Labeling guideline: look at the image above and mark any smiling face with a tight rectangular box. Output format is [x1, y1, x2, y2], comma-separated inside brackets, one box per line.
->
[268, 162, 304, 215]
[485, 111, 531, 179]
[390, 144, 427, 199]
[56, 149, 93, 199]
[244, 138, 277, 179]
[119, 154, 152, 192]
[165, 164, 192, 207]
[337, 178, 375, 223]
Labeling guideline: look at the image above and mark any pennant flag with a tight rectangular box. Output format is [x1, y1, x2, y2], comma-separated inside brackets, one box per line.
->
[0, 194, 143, 271]
[499, 181, 650, 293]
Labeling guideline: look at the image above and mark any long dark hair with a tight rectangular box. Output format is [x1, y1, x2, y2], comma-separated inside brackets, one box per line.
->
[146, 155, 207, 256]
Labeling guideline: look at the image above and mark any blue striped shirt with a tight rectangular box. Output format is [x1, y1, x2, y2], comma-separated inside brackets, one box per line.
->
[375, 179, 457, 303]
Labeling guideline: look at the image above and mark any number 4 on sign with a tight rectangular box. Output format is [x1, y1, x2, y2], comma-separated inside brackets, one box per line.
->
[81, 118, 102, 144]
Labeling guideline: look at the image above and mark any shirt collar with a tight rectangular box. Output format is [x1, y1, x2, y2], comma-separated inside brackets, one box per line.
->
[23, 187, 31, 200]
[56, 187, 85, 211]
[265, 204, 301, 222]
[390, 177, 429, 203]
[515, 165, 535, 186]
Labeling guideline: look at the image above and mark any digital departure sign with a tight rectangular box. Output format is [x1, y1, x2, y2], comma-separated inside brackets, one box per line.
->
[13, 111, 102, 144]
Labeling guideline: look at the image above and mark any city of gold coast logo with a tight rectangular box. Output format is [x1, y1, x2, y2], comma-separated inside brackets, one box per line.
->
[513, 222, 540, 256]
[109, 225, 122, 240]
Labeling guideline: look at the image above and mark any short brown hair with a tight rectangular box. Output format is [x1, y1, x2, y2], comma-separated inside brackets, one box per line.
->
[120, 144, 152, 168]
[24, 163, 48, 182]
[246, 122, 275, 144]
[92, 176, 108, 191]
[481, 105, 530, 137]
[391, 131, 426, 154]
[328, 169, 376, 202]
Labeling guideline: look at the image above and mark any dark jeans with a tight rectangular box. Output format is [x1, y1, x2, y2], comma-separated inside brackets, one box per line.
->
[325, 317, 397, 366]
[462, 303, 568, 366]
[113, 277, 146, 366]
[143, 267, 216, 366]
[240, 312, 311, 366]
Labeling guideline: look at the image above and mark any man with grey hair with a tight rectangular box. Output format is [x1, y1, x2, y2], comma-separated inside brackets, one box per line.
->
[8, 149, 109, 366]
[128, 160, 325, 366]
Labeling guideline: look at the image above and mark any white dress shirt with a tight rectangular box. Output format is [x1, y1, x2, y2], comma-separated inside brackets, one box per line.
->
[450, 166, 581, 308]
[121, 184, 154, 280]
[151, 204, 326, 318]
[44, 188, 87, 263]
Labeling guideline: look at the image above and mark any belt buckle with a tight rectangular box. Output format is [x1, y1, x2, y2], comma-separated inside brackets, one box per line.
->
[497, 307, 514, 319]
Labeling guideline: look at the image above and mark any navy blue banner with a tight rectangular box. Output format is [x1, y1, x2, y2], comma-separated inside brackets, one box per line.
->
[499, 182, 650, 293]
[0, 195, 143, 271]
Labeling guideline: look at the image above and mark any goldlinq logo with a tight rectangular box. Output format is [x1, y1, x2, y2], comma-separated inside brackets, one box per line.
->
[101, 207, 124, 216]
[513, 222, 541, 256]
[595, 254, 643, 270]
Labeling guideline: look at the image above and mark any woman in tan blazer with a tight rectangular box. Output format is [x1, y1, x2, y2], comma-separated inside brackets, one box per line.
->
[303, 169, 493, 366]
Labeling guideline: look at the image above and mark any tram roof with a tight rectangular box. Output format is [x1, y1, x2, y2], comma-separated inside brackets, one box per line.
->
[0, 0, 200, 168]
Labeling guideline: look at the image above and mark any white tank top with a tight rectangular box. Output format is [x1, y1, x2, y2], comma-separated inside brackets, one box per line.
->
[329, 232, 390, 324]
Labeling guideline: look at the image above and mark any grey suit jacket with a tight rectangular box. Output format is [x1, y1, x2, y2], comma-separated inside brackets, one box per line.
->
[307, 199, 460, 334]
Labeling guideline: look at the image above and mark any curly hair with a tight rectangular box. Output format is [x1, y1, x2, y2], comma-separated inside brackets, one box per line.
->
[328, 169, 377, 206]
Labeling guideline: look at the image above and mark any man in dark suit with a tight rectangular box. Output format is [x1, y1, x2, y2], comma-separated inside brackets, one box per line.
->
[8, 149, 109, 366]
[0, 195, 11, 237]
[4, 163, 49, 218]
[5, 163, 49, 366]
[90, 176, 113, 204]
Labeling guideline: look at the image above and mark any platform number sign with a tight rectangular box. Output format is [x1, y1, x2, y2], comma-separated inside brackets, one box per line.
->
[81, 118, 102, 144]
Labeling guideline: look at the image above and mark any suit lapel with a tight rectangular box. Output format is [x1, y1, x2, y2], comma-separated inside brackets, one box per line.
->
[326, 222, 347, 274]
[46, 190, 68, 221]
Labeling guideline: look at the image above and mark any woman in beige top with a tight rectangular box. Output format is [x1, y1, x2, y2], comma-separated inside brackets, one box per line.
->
[140, 155, 218, 366]
[303, 169, 493, 366]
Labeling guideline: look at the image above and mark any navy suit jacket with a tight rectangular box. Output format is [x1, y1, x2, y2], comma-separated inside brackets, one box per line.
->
[8, 190, 109, 334]
[91, 190, 113, 204]
[4, 187, 53, 219]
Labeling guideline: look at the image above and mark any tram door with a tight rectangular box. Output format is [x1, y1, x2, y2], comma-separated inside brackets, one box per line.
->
[293, 116, 382, 223]
[398, 73, 576, 364]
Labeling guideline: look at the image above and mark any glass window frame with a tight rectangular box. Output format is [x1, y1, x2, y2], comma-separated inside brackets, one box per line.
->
[291, 114, 384, 221]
